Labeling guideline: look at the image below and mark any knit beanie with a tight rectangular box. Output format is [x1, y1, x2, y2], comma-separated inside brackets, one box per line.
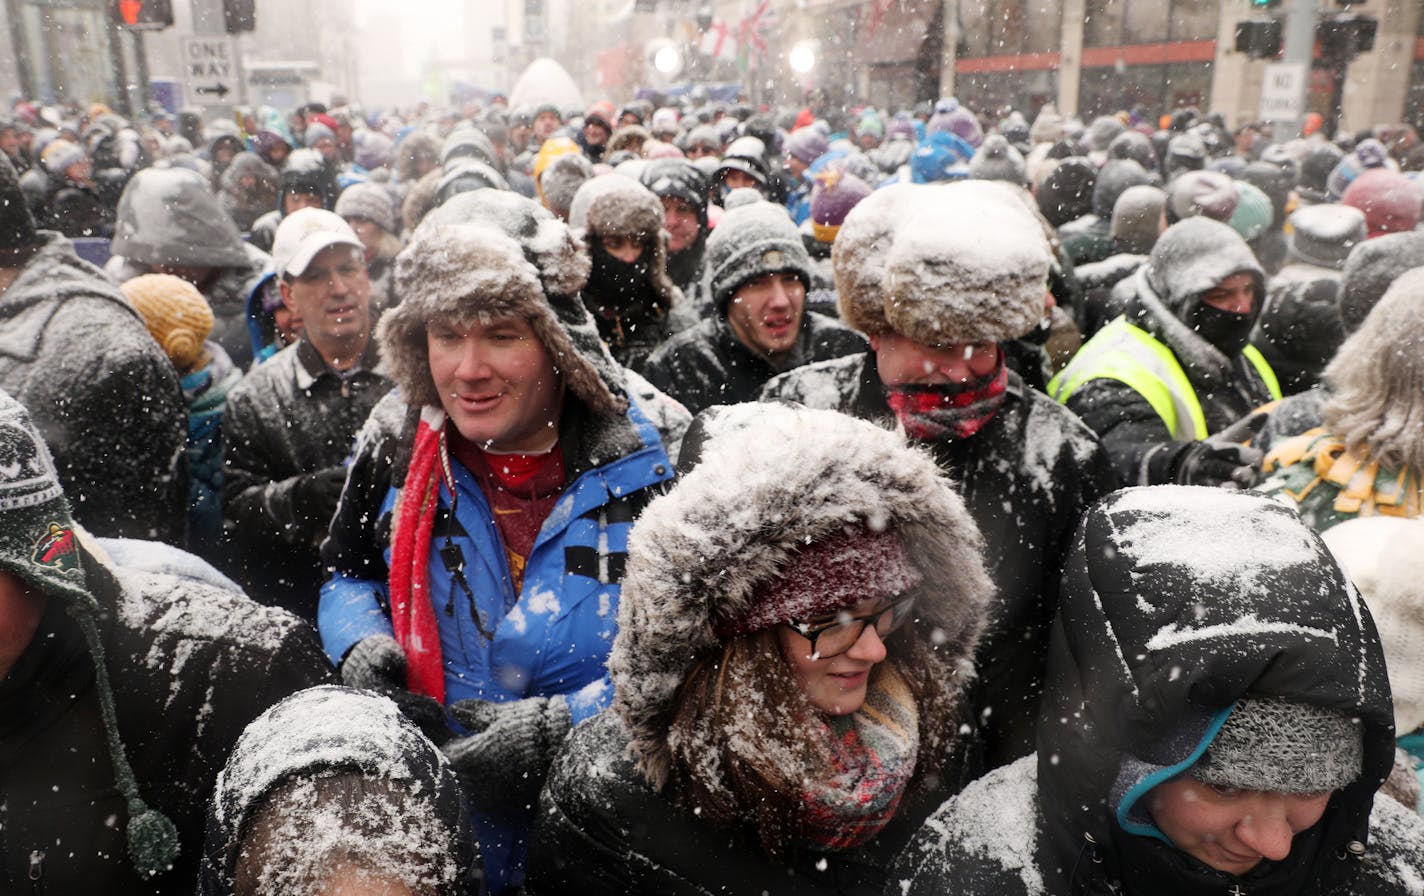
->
[303, 121, 336, 149]
[538, 152, 593, 216]
[0, 154, 39, 254]
[1110, 184, 1168, 247]
[1167, 170, 1238, 223]
[873, 180, 1052, 345]
[0, 390, 180, 877]
[440, 126, 499, 171]
[1241, 160, 1292, 230]
[120, 274, 215, 372]
[1084, 115, 1126, 154]
[969, 134, 1027, 186]
[1030, 104, 1065, 146]
[712, 527, 922, 639]
[40, 137, 85, 177]
[1191, 697, 1364, 793]
[1298, 143, 1346, 204]
[1327, 138, 1392, 201]
[334, 182, 397, 235]
[1108, 130, 1156, 170]
[1288, 204, 1366, 270]
[809, 166, 872, 244]
[1227, 180, 1274, 241]
[639, 159, 709, 227]
[704, 191, 812, 311]
[1337, 230, 1424, 333]
[1036, 157, 1096, 227]
[354, 131, 394, 171]
[912, 130, 975, 184]
[785, 126, 829, 166]
[929, 105, 983, 149]
[1092, 159, 1153, 218]
[1342, 168, 1423, 238]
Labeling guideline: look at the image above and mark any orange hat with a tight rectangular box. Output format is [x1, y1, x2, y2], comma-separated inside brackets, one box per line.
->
[120, 274, 214, 373]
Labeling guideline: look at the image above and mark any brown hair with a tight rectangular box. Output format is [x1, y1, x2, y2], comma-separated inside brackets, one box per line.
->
[663, 617, 966, 858]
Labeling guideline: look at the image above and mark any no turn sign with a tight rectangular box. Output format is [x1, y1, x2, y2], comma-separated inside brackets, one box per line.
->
[181, 35, 241, 107]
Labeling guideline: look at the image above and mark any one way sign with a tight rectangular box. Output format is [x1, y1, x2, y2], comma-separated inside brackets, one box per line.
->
[181, 35, 241, 107]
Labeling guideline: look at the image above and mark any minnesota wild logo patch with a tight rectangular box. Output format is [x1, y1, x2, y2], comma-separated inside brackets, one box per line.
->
[32, 523, 79, 573]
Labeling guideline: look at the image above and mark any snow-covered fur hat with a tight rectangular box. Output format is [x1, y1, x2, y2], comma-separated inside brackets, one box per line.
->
[833, 182, 918, 335]
[381, 191, 625, 417]
[568, 174, 680, 310]
[611, 403, 993, 788]
[837, 180, 1051, 344]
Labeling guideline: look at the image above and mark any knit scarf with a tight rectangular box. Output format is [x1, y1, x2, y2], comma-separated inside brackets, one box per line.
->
[388, 406, 449, 702]
[799, 667, 920, 852]
[883, 352, 1009, 441]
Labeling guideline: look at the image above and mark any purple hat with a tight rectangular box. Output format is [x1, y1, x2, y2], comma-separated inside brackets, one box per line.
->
[785, 127, 829, 166]
[810, 167, 873, 243]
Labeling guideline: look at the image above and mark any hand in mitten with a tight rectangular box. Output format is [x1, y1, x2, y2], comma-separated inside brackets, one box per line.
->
[1173, 437, 1265, 489]
[340, 635, 454, 745]
[292, 465, 348, 529]
[443, 695, 572, 817]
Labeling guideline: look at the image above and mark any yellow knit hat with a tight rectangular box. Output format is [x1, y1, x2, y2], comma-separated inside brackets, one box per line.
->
[120, 274, 214, 373]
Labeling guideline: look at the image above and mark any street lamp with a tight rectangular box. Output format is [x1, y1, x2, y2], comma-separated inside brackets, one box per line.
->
[789, 42, 816, 74]
[653, 43, 683, 76]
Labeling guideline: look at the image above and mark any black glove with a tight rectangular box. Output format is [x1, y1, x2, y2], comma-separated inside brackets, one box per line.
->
[1172, 438, 1265, 489]
[340, 635, 454, 745]
[292, 465, 348, 529]
[442, 696, 572, 817]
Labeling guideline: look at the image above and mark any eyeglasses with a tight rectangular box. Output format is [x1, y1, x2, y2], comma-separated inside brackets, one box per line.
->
[786, 595, 917, 660]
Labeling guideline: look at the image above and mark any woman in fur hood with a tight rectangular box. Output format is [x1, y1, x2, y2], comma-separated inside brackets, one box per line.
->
[526, 402, 994, 895]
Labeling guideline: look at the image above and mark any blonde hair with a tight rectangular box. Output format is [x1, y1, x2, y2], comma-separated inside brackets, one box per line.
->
[1322, 267, 1424, 475]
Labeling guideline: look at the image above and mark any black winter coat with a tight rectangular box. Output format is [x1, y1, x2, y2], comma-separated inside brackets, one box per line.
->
[0, 233, 188, 543]
[762, 353, 1117, 767]
[643, 312, 867, 415]
[222, 338, 392, 621]
[528, 712, 975, 896]
[891, 487, 1424, 896]
[1250, 262, 1345, 395]
[0, 548, 333, 894]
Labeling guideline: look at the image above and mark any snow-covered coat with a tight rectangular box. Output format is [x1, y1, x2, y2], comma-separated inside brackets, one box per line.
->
[198, 686, 480, 896]
[890, 487, 1424, 896]
[643, 312, 867, 415]
[762, 353, 1117, 766]
[222, 338, 393, 620]
[1251, 260, 1346, 395]
[0, 232, 188, 542]
[0, 543, 333, 894]
[528, 404, 993, 896]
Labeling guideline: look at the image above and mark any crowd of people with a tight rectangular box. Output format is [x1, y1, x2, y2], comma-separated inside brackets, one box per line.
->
[2, 86, 1424, 895]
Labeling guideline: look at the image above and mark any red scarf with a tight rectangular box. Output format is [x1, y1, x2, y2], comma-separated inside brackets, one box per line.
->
[388, 407, 447, 701]
[883, 352, 1008, 441]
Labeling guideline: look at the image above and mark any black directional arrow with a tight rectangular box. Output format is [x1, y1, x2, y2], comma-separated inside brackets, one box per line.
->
[195, 83, 230, 98]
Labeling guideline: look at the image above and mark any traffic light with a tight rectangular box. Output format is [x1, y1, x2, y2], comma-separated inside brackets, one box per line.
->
[223, 0, 256, 33]
[1318, 15, 1377, 62]
[110, 0, 173, 29]
[1235, 19, 1283, 58]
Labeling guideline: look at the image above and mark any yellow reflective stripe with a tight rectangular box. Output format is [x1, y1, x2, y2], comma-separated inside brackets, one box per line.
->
[1242, 345, 1283, 401]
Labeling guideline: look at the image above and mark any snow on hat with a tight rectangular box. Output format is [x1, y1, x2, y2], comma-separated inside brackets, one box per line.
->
[1110, 184, 1167, 247]
[533, 136, 584, 206]
[1338, 230, 1424, 333]
[40, 137, 85, 177]
[303, 121, 336, 149]
[640, 158, 708, 224]
[834, 183, 919, 335]
[969, 134, 1027, 186]
[881, 180, 1052, 345]
[784, 126, 829, 165]
[704, 191, 812, 311]
[1167, 170, 1238, 223]
[1323, 517, 1424, 736]
[440, 126, 499, 171]
[384, 191, 623, 417]
[1084, 115, 1126, 153]
[1092, 159, 1153, 219]
[334, 182, 397, 235]
[537, 152, 593, 217]
[568, 173, 663, 240]
[1327, 138, 1392, 201]
[434, 159, 509, 207]
[1298, 143, 1345, 204]
[1035, 157, 1096, 227]
[0, 154, 38, 254]
[1030, 104, 1065, 146]
[1288, 204, 1366, 270]
[911, 130, 975, 184]
[809, 166, 872, 244]
[120, 274, 215, 372]
[0, 389, 180, 875]
[1192, 697, 1364, 793]
[928, 105, 983, 148]
[1227, 180, 1274, 242]
[271, 207, 363, 279]
[1342, 168, 1423, 238]
[354, 131, 394, 171]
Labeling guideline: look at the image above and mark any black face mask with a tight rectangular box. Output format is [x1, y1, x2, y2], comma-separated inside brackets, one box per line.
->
[1186, 300, 1255, 355]
[588, 239, 655, 315]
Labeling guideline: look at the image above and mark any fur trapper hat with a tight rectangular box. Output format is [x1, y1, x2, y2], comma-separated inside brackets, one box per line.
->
[568, 174, 681, 310]
[610, 403, 993, 788]
[836, 180, 1051, 344]
[381, 191, 625, 417]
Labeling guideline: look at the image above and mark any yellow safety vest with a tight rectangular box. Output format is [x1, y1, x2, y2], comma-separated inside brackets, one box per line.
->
[1048, 317, 1282, 440]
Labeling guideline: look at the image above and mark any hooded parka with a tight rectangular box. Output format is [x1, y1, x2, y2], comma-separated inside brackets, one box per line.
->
[889, 486, 1424, 896]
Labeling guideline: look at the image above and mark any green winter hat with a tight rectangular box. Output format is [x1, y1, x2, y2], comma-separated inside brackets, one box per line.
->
[0, 390, 180, 878]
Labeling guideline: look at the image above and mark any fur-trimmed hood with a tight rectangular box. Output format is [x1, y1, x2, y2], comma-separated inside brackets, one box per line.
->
[609, 403, 994, 789]
[378, 190, 627, 417]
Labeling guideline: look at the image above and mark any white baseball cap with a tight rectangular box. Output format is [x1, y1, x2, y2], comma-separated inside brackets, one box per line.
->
[271, 207, 363, 278]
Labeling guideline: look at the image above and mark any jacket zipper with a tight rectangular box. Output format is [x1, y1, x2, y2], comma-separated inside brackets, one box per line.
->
[28, 849, 44, 895]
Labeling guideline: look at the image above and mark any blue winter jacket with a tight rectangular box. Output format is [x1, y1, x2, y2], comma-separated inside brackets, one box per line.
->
[318, 391, 674, 894]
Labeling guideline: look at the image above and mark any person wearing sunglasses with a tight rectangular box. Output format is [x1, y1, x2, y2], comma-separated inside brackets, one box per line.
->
[527, 402, 994, 895]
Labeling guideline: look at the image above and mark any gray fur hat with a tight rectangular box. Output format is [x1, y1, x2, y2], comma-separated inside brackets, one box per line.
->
[610, 403, 993, 789]
[704, 190, 811, 311]
[836, 180, 1051, 344]
[539, 152, 594, 217]
[334, 182, 397, 235]
[381, 191, 625, 417]
[568, 175, 681, 311]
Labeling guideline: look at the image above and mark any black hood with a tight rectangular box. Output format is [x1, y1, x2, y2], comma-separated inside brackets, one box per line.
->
[1037, 486, 1394, 895]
